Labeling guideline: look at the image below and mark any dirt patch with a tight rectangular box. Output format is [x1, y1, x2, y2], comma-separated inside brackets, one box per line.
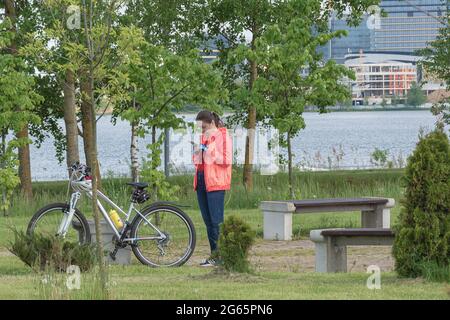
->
[2, 238, 394, 273]
[188, 239, 394, 273]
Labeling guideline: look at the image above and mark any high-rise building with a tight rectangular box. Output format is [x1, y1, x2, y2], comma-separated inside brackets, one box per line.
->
[319, 16, 372, 64]
[319, 0, 448, 62]
[372, 0, 448, 52]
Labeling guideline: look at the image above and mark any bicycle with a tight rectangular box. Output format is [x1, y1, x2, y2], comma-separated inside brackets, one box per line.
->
[27, 162, 196, 267]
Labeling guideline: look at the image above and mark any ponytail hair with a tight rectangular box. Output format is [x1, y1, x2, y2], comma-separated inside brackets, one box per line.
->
[211, 111, 224, 128]
[196, 110, 224, 128]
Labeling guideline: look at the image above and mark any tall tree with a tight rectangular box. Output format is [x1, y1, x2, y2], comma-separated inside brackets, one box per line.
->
[122, 0, 208, 181]
[25, 0, 137, 295]
[252, 0, 355, 198]
[204, 0, 381, 191]
[115, 32, 226, 198]
[0, 18, 42, 215]
[4, 0, 35, 199]
[78, 0, 133, 296]
[10, 0, 80, 178]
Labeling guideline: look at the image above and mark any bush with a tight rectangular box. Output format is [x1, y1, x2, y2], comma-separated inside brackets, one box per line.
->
[214, 215, 256, 273]
[8, 229, 97, 272]
[392, 129, 450, 279]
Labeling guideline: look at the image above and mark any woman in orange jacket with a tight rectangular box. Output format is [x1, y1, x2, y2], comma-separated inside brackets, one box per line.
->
[193, 110, 232, 267]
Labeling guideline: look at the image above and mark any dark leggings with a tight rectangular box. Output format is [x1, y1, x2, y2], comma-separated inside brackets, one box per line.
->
[196, 171, 225, 253]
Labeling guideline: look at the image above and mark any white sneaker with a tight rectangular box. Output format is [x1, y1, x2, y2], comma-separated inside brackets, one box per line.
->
[199, 258, 216, 267]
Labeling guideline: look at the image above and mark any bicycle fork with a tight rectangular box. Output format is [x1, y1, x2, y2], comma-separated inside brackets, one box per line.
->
[57, 192, 81, 237]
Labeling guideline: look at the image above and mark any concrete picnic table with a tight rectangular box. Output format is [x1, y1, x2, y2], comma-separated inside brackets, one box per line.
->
[260, 197, 395, 241]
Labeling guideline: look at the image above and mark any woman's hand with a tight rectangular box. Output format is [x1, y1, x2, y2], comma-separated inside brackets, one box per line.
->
[191, 141, 200, 154]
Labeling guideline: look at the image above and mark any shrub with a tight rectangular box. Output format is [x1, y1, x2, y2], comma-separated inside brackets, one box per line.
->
[8, 229, 97, 272]
[370, 148, 389, 168]
[392, 129, 450, 279]
[214, 215, 256, 273]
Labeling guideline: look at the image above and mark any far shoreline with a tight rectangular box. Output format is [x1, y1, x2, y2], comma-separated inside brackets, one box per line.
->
[96, 106, 432, 116]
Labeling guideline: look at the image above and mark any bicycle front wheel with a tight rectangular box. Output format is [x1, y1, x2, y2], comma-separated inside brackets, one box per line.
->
[27, 203, 91, 244]
[130, 205, 196, 267]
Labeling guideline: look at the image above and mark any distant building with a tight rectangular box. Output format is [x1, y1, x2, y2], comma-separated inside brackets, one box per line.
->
[199, 49, 220, 64]
[321, 1, 448, 105]
[372, 0, 448, 52]
[319, 0, 448, 62]
[319, 15, 372, 64]
[344, 52, 419, 105]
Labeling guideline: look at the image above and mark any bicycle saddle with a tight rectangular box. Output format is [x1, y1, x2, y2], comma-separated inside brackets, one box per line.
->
[126, 182, 149, 189]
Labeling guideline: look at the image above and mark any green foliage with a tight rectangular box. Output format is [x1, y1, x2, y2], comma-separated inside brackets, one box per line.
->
[370, 148, 393, 168]
[0, 19, 42, 213]
[206, 0, 380, 127]
[125, 0, 205, 53]
[0, 166, 20, 213]
[406, 82, 426, 107]
[140, 136, 180, 201]
[8, 229, 97, 273]
[117, 39, 226, 128]
[214, 215, 256, 273]
[242, 0, 355, 195]
[393, 129, 450, 279]
[255, 11, 355, 132]
[114, 31, 226, 193]
[420, 17, 450, 127]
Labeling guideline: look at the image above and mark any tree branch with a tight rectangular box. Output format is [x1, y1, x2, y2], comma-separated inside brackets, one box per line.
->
[96, 100, 111, 123]
[153, 84, 190, 120]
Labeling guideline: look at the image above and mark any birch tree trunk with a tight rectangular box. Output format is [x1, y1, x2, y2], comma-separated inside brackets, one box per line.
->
[243, 27, 258, 191]
[130, 120, 139, 182]
[1, 131, 7, 216]
[287, 130, 294, 199]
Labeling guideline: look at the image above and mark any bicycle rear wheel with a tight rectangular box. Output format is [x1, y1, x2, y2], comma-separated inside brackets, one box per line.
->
[27, 203, 91, 244]
[130, 205, 196, 267]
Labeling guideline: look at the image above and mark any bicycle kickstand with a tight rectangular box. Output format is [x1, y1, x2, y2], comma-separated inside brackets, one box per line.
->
[109, 248, 119, 261]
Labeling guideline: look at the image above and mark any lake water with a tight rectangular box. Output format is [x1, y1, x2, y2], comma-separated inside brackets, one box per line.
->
[29, 110, 442, 181]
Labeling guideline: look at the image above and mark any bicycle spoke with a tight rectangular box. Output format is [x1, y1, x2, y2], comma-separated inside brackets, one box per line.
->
[134, 208, 194, 266]
[29, 206, 88, 244]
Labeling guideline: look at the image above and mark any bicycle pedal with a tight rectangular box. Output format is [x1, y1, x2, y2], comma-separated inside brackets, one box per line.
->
[109, 250, 118, 261]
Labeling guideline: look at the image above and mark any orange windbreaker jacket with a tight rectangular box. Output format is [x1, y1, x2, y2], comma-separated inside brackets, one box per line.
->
[193, 127, 232, 192]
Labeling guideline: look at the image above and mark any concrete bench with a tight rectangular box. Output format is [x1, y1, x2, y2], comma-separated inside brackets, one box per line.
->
[310, 228, 395, 273]
[261, 197, 395, 240]
[88, 220, 132, 265]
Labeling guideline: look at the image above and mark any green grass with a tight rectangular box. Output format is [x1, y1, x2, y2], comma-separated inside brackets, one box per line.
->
[5, 168, 405, 216]
[0, 254, 448, 299]
[0, 209, 446, 299]
[2, 168, 404, 241]
[2, 168, 446, 300]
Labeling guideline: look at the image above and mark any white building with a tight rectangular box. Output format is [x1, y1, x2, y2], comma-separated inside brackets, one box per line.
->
[344, 52, 420, 105]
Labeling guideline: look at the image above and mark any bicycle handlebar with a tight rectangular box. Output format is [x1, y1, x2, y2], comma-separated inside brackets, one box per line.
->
[69, 161, 91, 177]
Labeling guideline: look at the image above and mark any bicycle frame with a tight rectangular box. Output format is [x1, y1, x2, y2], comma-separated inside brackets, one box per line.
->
[59, 170, 166, 243]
